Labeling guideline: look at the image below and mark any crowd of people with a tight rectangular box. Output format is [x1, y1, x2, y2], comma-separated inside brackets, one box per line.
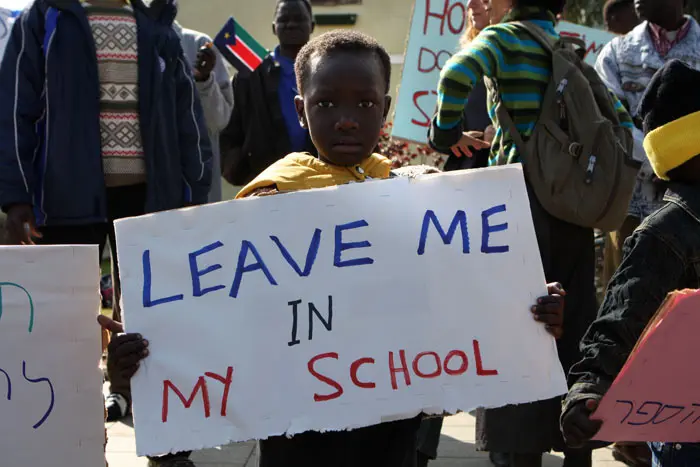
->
[0, 0, 699, 466]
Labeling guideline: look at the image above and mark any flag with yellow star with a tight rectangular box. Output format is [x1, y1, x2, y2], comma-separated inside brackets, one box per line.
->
[214, 17, 268, 76]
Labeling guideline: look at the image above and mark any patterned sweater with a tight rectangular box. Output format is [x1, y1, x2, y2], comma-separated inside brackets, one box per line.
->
[432, 7, 634, 166]
[83, 0, 145, 187]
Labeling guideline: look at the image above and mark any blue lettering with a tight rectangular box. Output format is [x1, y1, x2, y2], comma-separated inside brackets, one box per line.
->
[22, 360, 54, 430]
[334, 220, 374, 268]
[230, 240, 278, 298]
[188, 241, 226, 297]
[270, 228, 322, 277]
[417, 210, 469, 255]
[0, 368, 10, 400]
[142, 250, 184, 308]
[481, 204, 509, 254]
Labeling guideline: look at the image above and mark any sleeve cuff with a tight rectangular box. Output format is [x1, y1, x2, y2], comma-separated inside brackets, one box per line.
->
[429, 116, 463, 152]
[195, 73, 216, 94]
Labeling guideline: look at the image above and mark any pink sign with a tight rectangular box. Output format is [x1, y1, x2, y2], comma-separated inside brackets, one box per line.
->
[593, 289, 700, 442]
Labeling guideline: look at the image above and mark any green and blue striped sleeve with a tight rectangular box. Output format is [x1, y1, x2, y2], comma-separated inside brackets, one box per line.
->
[610, 91, 634, 130]
[430, 31, 499, 150]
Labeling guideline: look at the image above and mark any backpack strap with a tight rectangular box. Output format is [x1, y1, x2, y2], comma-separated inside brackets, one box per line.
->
[483, 76, 527, 158]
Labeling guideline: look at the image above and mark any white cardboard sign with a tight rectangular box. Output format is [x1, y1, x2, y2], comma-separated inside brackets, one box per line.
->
[115, 165, 567, 457]
[0, 245, 105, 467]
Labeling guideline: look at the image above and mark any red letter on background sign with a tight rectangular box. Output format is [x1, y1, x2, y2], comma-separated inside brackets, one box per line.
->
[389, 349, 412, 390]
[162, 376, 211, 423]
[308, 352, 344, 402]
[443, 350, 468, 375]
[473, 340, 499, 376]
[205, 366, 234, 417]
[412, 351, 442, 378]
[412, 91, 436, 128]
[350, 357, 376, 389]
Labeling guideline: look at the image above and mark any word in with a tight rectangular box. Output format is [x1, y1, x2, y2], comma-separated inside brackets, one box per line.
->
[288, 296, 333, 347]
[142, 207, 510, 309]
[613, 400, 700, 427]
[0, 361, 55, 429]
[162, 366, 233, 423]
[423, 0, 466, 36]
[307, 339, 498, 402]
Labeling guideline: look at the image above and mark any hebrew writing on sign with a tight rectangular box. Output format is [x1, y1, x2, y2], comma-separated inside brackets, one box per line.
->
[392, 0, 617, 143]
[593, 289, 700, 443]
[0, 245, 105, 467]
[115, 165, 567, 457]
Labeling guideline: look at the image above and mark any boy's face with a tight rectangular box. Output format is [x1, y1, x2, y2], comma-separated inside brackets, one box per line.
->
[295, 51, 391, 167]
[634, 0, 683, 25]
[273, 1, 314, 48]
[606, 5, 640, 35]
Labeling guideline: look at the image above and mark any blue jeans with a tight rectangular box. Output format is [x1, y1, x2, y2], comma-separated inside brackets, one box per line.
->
[650, 443, 700, 466]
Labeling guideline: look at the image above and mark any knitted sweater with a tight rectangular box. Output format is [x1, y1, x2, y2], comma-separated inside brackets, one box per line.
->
[84, 0, 145, 186]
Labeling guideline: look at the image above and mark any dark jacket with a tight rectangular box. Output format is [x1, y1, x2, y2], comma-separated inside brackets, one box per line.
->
[0, 0, 212, 226]
[220, 55, 315, 186]
[566, 183, 700, 412]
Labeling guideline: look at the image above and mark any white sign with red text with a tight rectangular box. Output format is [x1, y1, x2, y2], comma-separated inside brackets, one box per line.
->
[115, 165, 567, 457]
[392, 0, 617, 143]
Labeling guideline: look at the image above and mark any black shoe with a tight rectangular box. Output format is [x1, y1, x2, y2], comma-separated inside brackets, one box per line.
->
[105, 393, 130, 422]
[489, 452, 511, 467]
[147, 458, 195, 467]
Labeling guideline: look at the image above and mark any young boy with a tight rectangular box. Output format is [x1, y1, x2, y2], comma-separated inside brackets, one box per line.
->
[562, 59, 700, 466]
[103, 30, 566, 467]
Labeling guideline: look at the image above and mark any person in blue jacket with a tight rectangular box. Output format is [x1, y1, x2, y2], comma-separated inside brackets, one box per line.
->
[0, 0, 212, 439]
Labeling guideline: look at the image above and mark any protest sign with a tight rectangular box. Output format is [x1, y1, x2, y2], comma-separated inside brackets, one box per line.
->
[115, 165, 567, 456]
[392, 0, 617, 143]
[0, 245, 105, 467]
[593, 289, 700, 442]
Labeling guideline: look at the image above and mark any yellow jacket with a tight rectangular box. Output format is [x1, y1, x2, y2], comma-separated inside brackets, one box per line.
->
[235, 152, 393, 199]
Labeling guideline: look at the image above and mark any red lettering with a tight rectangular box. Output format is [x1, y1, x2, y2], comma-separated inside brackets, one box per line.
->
[412, 351, 442, 379]
[389, 349, 412, 390]
[473, 340, 499, 376]
[418, 47, 453, 74]
[308, 352, 344, 402]
[422, 0, 466, 36]
[411, 90, 438, 128]
[162, 376, 211, 423]
[350, 357, 376, 389]
[443, 350, 468, 375]
[204, 366, 234, 416]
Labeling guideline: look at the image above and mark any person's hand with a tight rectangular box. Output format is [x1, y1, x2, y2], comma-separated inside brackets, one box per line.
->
[193, 43, 216, 82]
[98, 315, 149, 380]
[531, 282, 566, 339]
[5, 204, 41, 245]
[561, 398, 603, 448]
[450, 131, 490, 158]
[484, 125, 496, 144]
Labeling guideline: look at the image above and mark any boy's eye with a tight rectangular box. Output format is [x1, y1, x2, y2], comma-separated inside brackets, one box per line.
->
[317, 101, 335, 108]
[359, 101, 375, 108]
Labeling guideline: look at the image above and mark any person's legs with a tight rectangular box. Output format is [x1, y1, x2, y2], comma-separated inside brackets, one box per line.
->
[105, 184, 147, 421]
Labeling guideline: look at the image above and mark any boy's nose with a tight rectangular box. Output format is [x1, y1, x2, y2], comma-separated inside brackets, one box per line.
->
[335, 116, 359, 131]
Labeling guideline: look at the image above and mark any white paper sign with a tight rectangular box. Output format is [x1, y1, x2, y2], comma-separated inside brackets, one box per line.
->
[0, 245, 105, 467]
[115, 165, 567, 457]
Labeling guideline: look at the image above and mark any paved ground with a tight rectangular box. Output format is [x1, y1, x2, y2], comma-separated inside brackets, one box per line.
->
[105, 412, 625, 466]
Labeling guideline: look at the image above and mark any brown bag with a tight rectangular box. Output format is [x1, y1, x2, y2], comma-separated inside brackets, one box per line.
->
[485, 21, 639, 232]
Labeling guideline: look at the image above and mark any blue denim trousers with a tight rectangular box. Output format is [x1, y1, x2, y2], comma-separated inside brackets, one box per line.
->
[650, 443, 700, 466]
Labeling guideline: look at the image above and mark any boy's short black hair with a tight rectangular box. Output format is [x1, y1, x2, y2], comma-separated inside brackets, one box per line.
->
[294, 30, 392, 95]
[604, 0, 634, 22]
[511, 0, 566, 15]
[274, 0, 313, 17]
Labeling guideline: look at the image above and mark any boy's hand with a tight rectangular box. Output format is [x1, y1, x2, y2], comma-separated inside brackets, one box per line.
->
[561, 398, 603, 448]
[194, 43, 216, 82]
[98, 315, 149, 380]
[450, 131, 491, 158]
[5, 204, 41, 245]
[531, 282, 565, 339]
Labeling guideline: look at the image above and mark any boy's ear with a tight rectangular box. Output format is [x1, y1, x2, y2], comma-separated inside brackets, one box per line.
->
[382, 95, 392, 122]
[295, 96, 308, 128]
[311, 21, 316, 33]
[272, 23, 277, 37]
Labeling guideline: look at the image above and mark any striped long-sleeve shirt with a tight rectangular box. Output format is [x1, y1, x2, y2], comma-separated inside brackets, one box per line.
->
[431, 7, 634, 165]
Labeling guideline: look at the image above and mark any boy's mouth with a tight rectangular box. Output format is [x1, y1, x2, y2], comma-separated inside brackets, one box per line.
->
[332, 139, 363, 153]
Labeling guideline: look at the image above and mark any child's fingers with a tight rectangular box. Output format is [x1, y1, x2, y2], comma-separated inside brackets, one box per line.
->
[98, 315, 124, 334]
[547, 282, 566, 296]
[533, 311, 563, 326]
[121, 364, 141, 380]
[544, 325, 563, 339]
[532, 301, 563, 316]
[116, 350, 149, 370]
[109, 337, 148, 358]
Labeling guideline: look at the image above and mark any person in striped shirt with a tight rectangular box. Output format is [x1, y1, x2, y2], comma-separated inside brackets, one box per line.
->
[430, 2, 634, 467]
[430, 3, 634, 166]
